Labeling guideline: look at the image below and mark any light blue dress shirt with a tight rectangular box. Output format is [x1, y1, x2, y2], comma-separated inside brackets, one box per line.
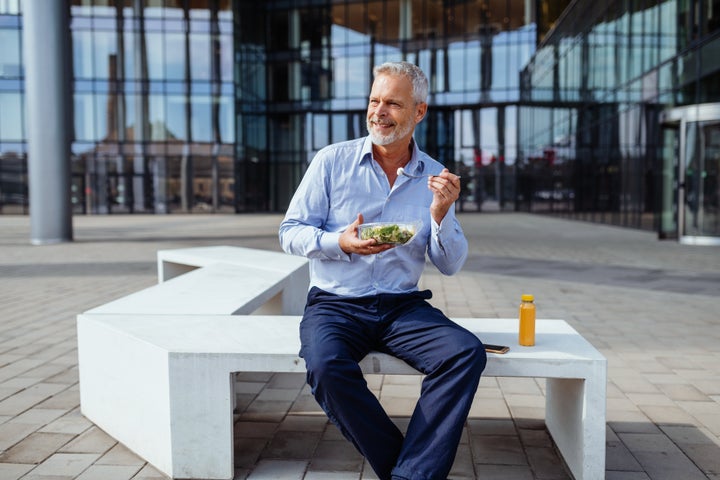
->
[279, 136, 468, 297]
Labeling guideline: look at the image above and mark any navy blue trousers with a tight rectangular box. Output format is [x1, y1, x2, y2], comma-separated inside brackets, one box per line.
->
[299, 287, 487, 480]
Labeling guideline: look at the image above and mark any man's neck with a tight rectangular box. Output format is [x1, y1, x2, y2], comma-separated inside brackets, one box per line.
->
[372, 139, 414, 187]
[372, 139, 413, 170]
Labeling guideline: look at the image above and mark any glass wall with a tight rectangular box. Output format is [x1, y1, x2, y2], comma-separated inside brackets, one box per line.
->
[239, 0, 539, 213]
[0, 0, 235, 214]
[11, 0, 715, 232]
[2, 0, 553, 214]
[0, 0, 25, 213]
[519, 0, 720, 236]
[69, 0, 235, 214]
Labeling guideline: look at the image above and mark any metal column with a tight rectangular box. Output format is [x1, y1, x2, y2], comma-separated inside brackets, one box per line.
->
[22, 0, 73, 244]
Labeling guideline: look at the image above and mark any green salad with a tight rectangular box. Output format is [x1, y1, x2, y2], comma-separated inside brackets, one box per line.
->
[360, 223, 415, 244]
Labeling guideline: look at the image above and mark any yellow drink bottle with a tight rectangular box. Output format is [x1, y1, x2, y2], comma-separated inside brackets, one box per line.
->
[518, 294, 536, 346]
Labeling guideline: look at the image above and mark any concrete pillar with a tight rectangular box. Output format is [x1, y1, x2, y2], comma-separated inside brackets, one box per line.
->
[22, 0, 73, 244]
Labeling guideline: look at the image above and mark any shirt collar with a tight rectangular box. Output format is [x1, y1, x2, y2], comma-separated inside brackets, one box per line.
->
[360, 136, 425, 173]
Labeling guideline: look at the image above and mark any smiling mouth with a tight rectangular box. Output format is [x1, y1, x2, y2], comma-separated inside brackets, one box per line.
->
[371, 119, 395, 128]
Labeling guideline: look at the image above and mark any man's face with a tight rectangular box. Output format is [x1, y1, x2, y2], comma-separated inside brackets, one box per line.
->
[366, 74, 426, 147]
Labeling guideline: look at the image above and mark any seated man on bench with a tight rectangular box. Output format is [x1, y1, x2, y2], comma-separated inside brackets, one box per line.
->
[279, 61, 487, 480]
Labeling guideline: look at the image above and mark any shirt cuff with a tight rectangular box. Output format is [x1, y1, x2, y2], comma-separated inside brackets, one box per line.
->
[320, 231, 351, 261]
[431, 218, 446, 253]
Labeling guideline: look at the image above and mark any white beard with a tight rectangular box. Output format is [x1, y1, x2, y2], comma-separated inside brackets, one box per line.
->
[367, 117, 414, 146]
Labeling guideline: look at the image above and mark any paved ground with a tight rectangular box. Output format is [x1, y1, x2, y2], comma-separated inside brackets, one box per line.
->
[0, 212, 719, 480]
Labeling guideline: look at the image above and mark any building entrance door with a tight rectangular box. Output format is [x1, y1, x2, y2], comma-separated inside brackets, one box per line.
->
[660, 103, 720, 245]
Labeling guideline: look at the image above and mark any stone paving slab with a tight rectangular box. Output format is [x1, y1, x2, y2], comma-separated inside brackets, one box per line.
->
[1, 213, 719, 479]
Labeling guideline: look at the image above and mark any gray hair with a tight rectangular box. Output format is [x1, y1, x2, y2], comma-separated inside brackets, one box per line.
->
[373, 61, 429, 104]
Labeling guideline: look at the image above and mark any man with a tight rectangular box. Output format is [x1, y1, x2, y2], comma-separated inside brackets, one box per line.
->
[279, 61, 486, 480]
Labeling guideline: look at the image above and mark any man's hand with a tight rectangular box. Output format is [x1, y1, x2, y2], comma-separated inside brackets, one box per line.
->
[428, 168, 461, 224]
[339, 214, 395, 256]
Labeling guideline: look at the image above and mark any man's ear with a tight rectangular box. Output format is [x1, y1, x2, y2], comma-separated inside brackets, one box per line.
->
[415, 102, 428, 124]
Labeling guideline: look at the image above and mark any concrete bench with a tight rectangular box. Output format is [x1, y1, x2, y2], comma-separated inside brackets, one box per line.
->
[89, 246, 309, 316]
[76, 247, 607, 480]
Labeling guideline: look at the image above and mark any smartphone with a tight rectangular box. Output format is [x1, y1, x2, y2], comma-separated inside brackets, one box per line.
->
[484, 344, 510, 354]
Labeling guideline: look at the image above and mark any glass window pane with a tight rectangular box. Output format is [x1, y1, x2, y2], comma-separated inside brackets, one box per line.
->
[218, 95, 233, 143]
[144, 0, 163, 18]
[165, 94, 185, 140]
[164, 32, 185, 80]
[145, 32, 165, 80]
[466, 41, 481, 92]
[190, 32, 211, 80]
[492, 40, 509, 91]
[312, 113, 329, 150]
[149, 93, 166, 140]
[331, 113, 348, 144]
[74, 93, 95, 141]
[189, 0, 210, 20]
[448, 43, 465, 92]
[0, 0, 20, 15]
[73, 30, 94, 79]
[479, 108, 498, 150]
[94, 92, 109, 140]
[658, 0, 677, 62]
[192, 155, 212, 209]
[122, 29, 136, 80]
[347, 53, 369, 100]
[333, 55, 349, 99]
[124, 93, 136, 137]
[0, 92, 23, 140]
[0, 28, 21, 77]
[191, 95, 212, 142]
[218, 34, 232, 82]
[93, 29, 118, 79]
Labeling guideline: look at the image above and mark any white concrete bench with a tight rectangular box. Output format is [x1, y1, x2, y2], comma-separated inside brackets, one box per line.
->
[89, 246, 309, 316]
[76, 247, 607, 480]
[78, 315, 606, 480]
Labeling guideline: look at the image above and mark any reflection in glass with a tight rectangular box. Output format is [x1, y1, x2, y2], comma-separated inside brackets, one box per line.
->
[74, 93, 96, 141]
[684, 121, 720, 238]
[1, 0, 601, 216]
[0, 92, 22, 140]
[0, 28, 21, 77]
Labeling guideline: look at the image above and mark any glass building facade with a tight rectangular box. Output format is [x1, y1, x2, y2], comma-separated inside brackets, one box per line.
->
[0, 0, 554, 216]
[2, 0, 718, 242]
[518, 0, 720, 243]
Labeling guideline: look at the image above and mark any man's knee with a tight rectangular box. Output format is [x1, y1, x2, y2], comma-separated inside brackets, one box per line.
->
[461, 335, 487, 376]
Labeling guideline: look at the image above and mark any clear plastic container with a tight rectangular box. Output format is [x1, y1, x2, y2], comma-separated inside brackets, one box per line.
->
[358, 222, 418, 245]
